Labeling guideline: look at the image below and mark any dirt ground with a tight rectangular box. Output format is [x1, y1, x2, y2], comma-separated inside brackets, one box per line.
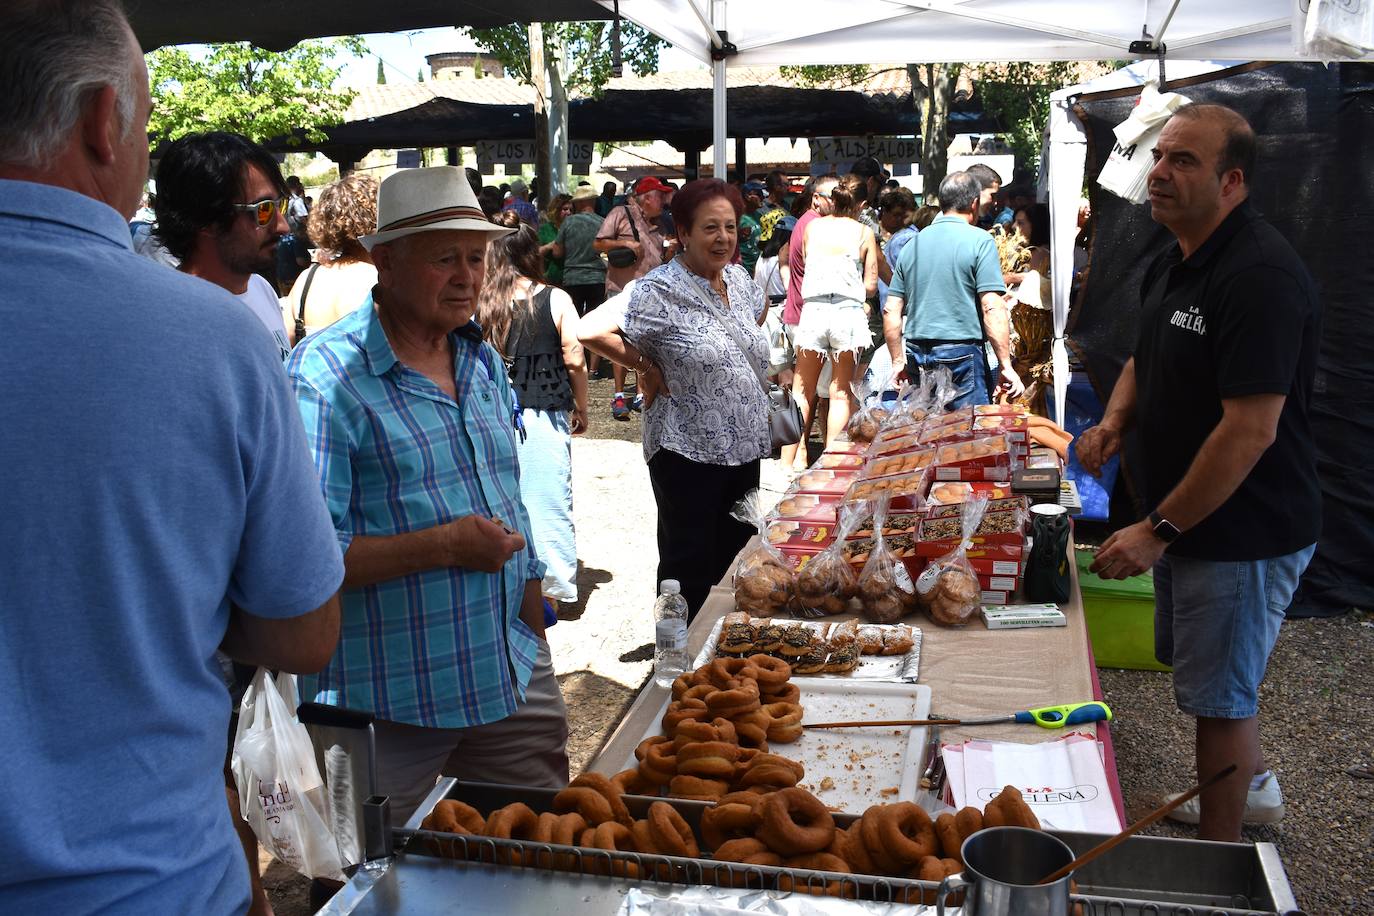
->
[263, 376, 1372, 913]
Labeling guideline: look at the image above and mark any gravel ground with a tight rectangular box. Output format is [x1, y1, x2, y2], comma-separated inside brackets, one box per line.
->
[265, 377, 1372, 912]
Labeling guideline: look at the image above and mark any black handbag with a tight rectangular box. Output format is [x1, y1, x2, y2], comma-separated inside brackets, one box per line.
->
[605, 205, 641, 269]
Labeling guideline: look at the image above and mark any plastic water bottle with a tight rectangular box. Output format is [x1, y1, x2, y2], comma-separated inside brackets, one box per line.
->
[653, 579, 690, 688]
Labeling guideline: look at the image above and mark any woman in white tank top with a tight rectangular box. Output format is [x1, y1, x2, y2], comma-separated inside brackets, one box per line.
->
[790, 174, 879, 468]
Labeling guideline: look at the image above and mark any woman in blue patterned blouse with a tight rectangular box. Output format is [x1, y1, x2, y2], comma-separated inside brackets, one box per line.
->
[579, 179, 771, 618]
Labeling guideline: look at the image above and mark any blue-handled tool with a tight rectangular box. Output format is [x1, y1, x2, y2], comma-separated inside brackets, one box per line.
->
[804, 702, 1113, 731]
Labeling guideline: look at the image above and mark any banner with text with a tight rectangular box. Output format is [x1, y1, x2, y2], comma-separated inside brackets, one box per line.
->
[476, 140, 595, 173]
[810, 136, 921, 168]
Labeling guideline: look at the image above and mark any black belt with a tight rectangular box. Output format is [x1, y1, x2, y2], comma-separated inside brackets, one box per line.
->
[909, 338, 983, 347]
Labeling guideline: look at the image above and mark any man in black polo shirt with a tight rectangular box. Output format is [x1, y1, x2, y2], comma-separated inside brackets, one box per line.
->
[1077, 103, 1320, 842]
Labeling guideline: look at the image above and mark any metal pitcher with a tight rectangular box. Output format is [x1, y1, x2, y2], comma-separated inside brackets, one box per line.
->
[936, 826, 1075, 915]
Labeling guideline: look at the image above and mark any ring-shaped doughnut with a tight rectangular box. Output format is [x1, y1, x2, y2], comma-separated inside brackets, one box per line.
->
[682, 683, 718, 704]
[780, 853, 852, 896]
[934, 812, 962, 862]
[707, 680, 759, 711]
[636, 735, 670, 761]
[677, 754, 738, 780]
[611, 767, 654, 797]
[588, 821, 641, 877]
[662, 698, 710, 735]
[422, 799, 486, 836]
[744, 753, 804, 780]
[552, 786, 615, 826]
[569, 772, 634, 826]
[708, 657, 759, 688]
[700, 799, 761, 850]
[709, 717, 739, 746]
[640, 741, 678, 784]
[485, 802, 540, 864]
[860, 801, 936, 872]
[745, 653, 792, 686]
[712, 837, 771, 862]
[738, 764, 800, 790]
[761, 682, 801, 705]
[646, 801, 700, 858]
[671, 673, 695, 700]
[831, 821, 878, 875]
[669, 775, 729, 799]
[756, 787, 836, 856]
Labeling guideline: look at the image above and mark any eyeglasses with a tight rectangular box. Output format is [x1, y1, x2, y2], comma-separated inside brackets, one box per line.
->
[231, 197, 289, 228]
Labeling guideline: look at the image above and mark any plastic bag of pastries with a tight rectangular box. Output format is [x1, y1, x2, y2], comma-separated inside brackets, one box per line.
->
[730, 489, 796, 617]
[915, 495, 989, 626]
[792, 502, 865, 617]
[857, 495, 920, 624]
[844, 375, 890, 444]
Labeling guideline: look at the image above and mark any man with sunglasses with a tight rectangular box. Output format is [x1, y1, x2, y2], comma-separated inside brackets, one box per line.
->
[154, 131, 295, 362]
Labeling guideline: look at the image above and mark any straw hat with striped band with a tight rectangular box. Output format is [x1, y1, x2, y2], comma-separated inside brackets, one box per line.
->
[360, 166, 512, 251]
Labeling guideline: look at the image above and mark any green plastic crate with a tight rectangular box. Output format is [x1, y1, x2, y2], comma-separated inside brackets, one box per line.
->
[1076, 550, 1171, 671]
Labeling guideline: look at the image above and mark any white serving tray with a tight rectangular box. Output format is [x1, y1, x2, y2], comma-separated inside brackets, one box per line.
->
[622, 679, 932, 816]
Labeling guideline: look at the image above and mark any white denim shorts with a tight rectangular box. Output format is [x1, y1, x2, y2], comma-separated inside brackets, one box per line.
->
[794, 294, 873, 357]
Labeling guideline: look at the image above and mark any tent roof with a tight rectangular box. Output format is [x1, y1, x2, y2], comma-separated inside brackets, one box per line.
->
[129, 0, 610, 52]
[602, 0, 1373, 65]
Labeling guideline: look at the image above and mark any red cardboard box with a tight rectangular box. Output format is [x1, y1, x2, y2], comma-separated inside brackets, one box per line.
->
[916, 509, 1026, 557]
[814, 452, 866, 470]
[862, 448, 936, 481]
[765, 519, 837, 550]
[845, 467, 931, 512]
[770, 492, 842, 523]
[963, 541, 1028, 575]
[792, 468, 859, 496]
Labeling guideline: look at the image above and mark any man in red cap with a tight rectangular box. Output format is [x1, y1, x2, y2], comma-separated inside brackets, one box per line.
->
[594, 175, 673, 418]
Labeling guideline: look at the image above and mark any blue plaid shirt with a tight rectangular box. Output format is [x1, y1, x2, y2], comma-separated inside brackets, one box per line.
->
[287, 297, 544, 728]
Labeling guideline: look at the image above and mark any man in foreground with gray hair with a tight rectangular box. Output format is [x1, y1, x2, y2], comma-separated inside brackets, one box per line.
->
[0, 2, 345, 912]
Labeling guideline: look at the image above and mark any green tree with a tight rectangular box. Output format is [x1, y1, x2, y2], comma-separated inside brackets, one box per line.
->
[467, 21, 665, 200]
[145, 37, 367, 147]
[972, 62, 1080, 172]
[376, 57, 387, 85]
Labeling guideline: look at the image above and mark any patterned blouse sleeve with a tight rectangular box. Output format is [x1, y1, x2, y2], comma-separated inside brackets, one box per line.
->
[619, 277, 668, 355]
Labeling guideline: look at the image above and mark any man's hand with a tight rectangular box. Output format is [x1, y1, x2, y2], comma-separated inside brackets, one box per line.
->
[1089, 520, 1166, 580]
[443, 515, 525, 573]
[890, 362, 909, 389]
[640, 363, 670, 408]
[569, 407, 588, 435]
[996, 366, 1025, 400]
[1076, 423, 1122, 477]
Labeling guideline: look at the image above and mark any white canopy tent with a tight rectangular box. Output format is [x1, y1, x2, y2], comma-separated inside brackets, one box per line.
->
[602, 0, 1371, 418]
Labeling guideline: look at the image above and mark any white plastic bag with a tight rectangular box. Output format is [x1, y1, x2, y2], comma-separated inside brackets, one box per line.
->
[1302, 0, 1374, 57]
[231, 668, 347, 881]
[1097, 82, 1190, 204]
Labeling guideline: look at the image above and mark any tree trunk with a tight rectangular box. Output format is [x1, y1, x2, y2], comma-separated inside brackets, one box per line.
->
[908, 62, 958, 201]
[528, 23, 551, 210]
[546, 36, 570, 197]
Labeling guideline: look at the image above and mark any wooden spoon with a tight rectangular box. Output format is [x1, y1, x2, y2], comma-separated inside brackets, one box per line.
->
[1038, 763, 1238, 886]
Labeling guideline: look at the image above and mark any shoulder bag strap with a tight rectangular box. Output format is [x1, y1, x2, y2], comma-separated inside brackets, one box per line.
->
[622, 205, 641, 243]
[680, 267, 769, 393]
[295, 263, 320, 341]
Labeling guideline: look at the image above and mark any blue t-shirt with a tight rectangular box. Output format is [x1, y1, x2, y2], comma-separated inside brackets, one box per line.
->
[0, 180, 344, 915]
[890, 213, 1005, 342]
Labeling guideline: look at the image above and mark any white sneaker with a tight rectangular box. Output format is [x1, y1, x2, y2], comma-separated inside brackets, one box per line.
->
[1164, 771, 1285, 825]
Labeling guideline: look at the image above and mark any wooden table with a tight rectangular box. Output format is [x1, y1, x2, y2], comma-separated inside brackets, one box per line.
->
[590, 542, 1125, 821]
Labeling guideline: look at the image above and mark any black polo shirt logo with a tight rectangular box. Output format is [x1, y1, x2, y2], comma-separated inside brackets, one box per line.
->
[1169, 303, 1206, 336]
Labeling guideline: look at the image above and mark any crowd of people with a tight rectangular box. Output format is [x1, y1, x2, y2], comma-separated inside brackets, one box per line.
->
[2, 1, 1322, 913]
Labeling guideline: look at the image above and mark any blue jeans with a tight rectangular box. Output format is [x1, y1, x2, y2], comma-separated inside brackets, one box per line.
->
[904, 341, 992, 409]
[1154, 545, 1315, 719]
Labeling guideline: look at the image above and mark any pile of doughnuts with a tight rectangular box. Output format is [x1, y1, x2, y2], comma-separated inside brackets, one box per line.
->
[422, 779, 1050, 901]
[708, 784, 1042, 899]
[625, 656, 805, 802]
[421, 773, 702, 876]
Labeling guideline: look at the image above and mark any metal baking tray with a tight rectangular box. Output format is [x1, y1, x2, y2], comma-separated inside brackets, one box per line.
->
[318, 780, 1299, 915]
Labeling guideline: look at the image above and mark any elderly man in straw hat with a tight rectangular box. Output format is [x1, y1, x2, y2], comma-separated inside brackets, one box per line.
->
[287, 167, 570, 829]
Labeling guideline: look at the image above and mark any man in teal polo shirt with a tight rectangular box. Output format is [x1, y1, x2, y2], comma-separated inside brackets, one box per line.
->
[882, 170, 1024, 407]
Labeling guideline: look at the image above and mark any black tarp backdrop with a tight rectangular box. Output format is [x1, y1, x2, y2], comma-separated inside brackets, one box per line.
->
[1069, 61, 1374, 617]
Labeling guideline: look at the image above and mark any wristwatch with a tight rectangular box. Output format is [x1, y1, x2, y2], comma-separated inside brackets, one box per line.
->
[1148, 511, 1181, 543]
